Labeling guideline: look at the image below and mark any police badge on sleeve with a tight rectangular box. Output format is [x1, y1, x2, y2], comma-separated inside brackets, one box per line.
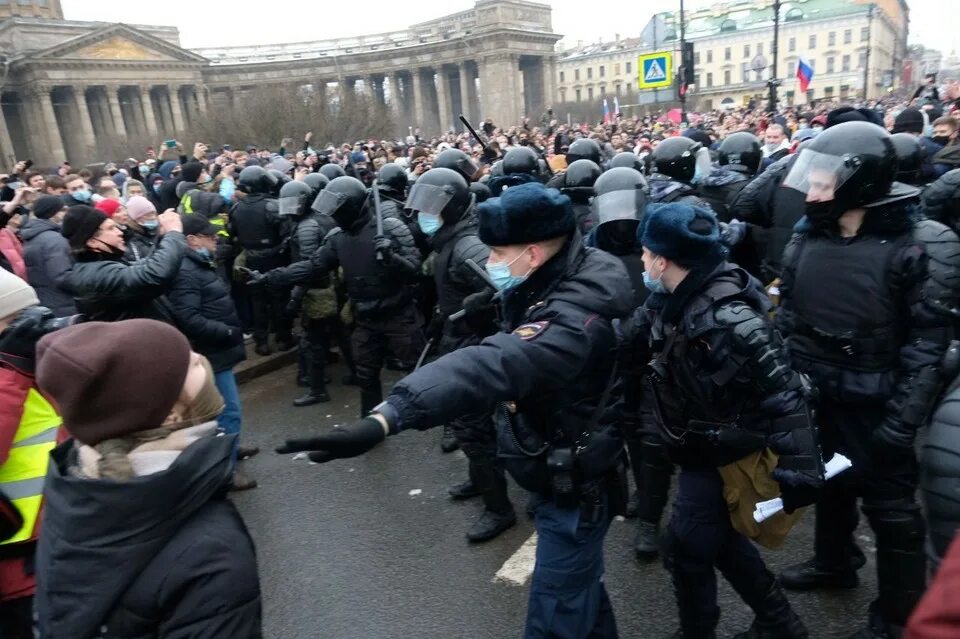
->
[512, 321, 549, 340]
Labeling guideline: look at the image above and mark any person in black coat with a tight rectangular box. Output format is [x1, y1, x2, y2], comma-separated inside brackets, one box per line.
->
[59, 205, 185, 324]
[33, 319, 262, 639]
[19, 195, 76, 315]
[168, 215, 255, 486]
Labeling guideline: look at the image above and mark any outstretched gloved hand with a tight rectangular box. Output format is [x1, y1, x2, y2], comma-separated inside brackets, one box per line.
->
[276, 416, 388, 463]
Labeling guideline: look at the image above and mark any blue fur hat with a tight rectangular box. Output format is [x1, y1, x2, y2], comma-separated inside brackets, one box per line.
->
[478, 182, 575, 246]
[639, 202, 720, 264]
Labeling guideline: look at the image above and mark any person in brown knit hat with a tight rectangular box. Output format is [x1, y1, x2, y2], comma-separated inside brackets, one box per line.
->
[32, 319, 262, 639]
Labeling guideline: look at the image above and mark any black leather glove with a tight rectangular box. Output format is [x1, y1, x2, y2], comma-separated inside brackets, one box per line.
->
[373, 234, 393, 260]
[872, 416, 916, 454]
[426, 313, 445, 341]
[0, 306, 74, 360]
[275, 416, 387, 463]
[774, 478, 820, 515]
[462, 289, 496, 318]
[238, 267, 268, 288]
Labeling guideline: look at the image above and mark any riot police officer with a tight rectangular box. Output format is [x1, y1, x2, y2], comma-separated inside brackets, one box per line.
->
[319, 163, 346, 181]
[560, 159, 602, 233]
[469, 181, 492, 204]
[890, 132, 927, 187]
[409, 167, 516, 541]
[587, 167, 671, 561]
[774, 122, 960, 637]
[609, 151, 645, 173]
[434, 148, 482, 183]
[375, 164, 409, 221]
[279, 179, 340, 407]
[647, 137, 714, 210]
[488, 147, 540, 196]
[619, 202, 822, 638]
[230, 165, 292, 356]
[547, 137, 603, 189]
[700, 132, 765, 280]
[252, 176, 423, 416]
[274, 182, 634, 637]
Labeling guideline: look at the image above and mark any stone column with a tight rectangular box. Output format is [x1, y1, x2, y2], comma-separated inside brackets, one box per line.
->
[412, 68, 426, 131]
[543, 55, 558, 109]
[139, 86, 159, 136]
[107, 85, 128, 138]
[197, 85, 209, 114]
[169, 85, 186, 132]
[479, 54, 520, 128]
[458, 62, 473, 124]
[389, 72, 403, 126]
[0, 104, 16, 170]
[31, 86, 67, 165]
[73, 86, 96, 158]
[436, 67, 452, 134]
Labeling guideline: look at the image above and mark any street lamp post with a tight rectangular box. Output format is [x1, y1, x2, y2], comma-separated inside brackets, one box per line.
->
[767, 0, 782, 113]
[863, 4, 874, 100]
[679, 0, 687, 123]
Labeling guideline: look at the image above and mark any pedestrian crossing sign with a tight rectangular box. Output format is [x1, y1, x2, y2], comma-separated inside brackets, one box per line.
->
[638, 51, 673, 89]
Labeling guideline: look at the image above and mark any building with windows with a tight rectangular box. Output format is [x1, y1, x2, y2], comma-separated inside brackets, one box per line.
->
[555, 0, 909, 110]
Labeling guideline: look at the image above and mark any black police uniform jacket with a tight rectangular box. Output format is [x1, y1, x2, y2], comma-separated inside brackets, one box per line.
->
[267, 210, 421, 320]
[387, 238, 635, 492]
[776, 204, 960, 429]
[228, 194, 288, 271]
[36, 435, 262, 639]
[620, 256, 810, 469]
[63, 231, 186, 324]
[167, 249, 246, 373]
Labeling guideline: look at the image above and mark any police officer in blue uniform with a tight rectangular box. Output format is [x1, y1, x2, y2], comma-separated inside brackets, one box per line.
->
[275, 182, 633, 638]
[619, 203, 823, 639]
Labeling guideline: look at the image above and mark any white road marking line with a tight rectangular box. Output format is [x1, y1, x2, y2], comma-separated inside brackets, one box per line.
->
[494, 533, 538, 586]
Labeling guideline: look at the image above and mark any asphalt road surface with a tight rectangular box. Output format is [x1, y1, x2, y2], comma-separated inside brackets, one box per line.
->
[233, 361, 878, 639]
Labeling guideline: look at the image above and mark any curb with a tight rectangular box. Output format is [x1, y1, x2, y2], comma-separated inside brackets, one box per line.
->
[235, 345, 298, 385]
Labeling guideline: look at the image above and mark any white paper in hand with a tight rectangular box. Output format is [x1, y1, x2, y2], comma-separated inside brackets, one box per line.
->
[753, 453, 853, 523]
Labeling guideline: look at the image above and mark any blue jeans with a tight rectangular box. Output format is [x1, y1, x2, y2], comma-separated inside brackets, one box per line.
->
[214, 369, 242, 438]
[525, 500, 618, 639]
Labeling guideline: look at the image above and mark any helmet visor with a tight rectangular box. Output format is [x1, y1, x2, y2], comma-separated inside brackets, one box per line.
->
[279, 194, 307, 216]
[593, 190, 644, 225]
[405, 183, 454, 217]
[456, 156, 481, 180]
[312, 188, 346, 216]
[782, 149, 860, 202]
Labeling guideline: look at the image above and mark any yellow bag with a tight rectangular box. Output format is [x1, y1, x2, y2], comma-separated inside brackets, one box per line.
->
[718, 449, 803, 549]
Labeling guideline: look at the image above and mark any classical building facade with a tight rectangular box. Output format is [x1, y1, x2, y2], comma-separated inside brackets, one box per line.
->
[0, 0, 560, 167]
[556, 0, 910, 112]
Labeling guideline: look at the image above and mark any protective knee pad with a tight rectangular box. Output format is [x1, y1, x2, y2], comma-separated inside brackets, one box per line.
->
[862, 498, 927, 624]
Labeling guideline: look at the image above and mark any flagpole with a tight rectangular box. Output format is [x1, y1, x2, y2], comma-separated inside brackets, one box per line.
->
[679, 0, 687, 123]
[767, 0, 781, 113]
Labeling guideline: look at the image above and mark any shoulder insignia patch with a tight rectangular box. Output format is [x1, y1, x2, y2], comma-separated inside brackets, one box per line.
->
[513, 321, 549, 340]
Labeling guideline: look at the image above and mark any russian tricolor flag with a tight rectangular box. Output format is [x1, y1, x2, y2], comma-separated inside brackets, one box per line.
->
[602, 98, 611, 124]
[797, 57, 813, 93]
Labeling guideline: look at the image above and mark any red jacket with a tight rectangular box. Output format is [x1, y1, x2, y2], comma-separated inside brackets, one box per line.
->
[907, 533, 960, 639]
[0, 228, 26, 280]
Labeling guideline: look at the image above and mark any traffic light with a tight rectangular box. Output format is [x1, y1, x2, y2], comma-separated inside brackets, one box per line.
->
[682, 42, 695, 85]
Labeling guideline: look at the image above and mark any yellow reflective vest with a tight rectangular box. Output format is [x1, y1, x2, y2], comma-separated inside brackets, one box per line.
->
[0, 387, 60, 544]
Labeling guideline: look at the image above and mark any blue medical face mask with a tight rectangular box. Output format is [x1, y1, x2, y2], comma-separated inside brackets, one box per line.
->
[195, 246, 213, 261]
[643, 258, 669, 294]
[417, 212, 442, 236]
[72, 187, 91, 202]
[141, 220, 159, 231]
[485, 247, 532, 291]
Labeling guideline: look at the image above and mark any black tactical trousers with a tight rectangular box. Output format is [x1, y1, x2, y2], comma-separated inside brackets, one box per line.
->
[626, 433, 674, 525]
[352, 304, 423, 417]
[812, 401, 926, 627]
[250, 284, 292, 347]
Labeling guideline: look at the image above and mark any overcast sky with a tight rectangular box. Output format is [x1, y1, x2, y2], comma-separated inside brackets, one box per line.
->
[61, 0, 949, 54]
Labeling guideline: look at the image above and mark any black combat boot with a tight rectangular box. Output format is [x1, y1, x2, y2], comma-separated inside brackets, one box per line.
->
[779, 556, 859, 591]
[359, 382, 383, 418]
[466, 459, 516, 542]
[732, 581, 809, 638]
[293, 356, 330, 406]
[634, 520, 660, 560]
[846, 605, 902, 639]
[254, 343, 271, 357]
[440, 424, 460, 453]
[449, 459, 482, 500]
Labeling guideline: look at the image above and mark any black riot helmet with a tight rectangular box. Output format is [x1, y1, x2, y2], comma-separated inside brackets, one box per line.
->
[566, 138, 602, 165]
[434, 148, 481, 182]
[405, 167, 472, 225]
[502, 147, 539, 176]
[267, 169, 291, 198]
[312, 175, 369, 230]
[319, 163, 346, 181]
[651, 137, 701, 182]
[609, 152, 644, 173]
[377, 163, 409, 195]
[302, 172, 330, 200]
[890, 132, 925, 185]
[718, 132, 763, 175]
[469, 181, 492, 203]
[591, 167, 647, 254]
[561, 159, 602, 200]
[489, 160, 504, 178]
[237, 165, 277, 195]
[278, 180, 314, 218]
[782, 121, 908, 219]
